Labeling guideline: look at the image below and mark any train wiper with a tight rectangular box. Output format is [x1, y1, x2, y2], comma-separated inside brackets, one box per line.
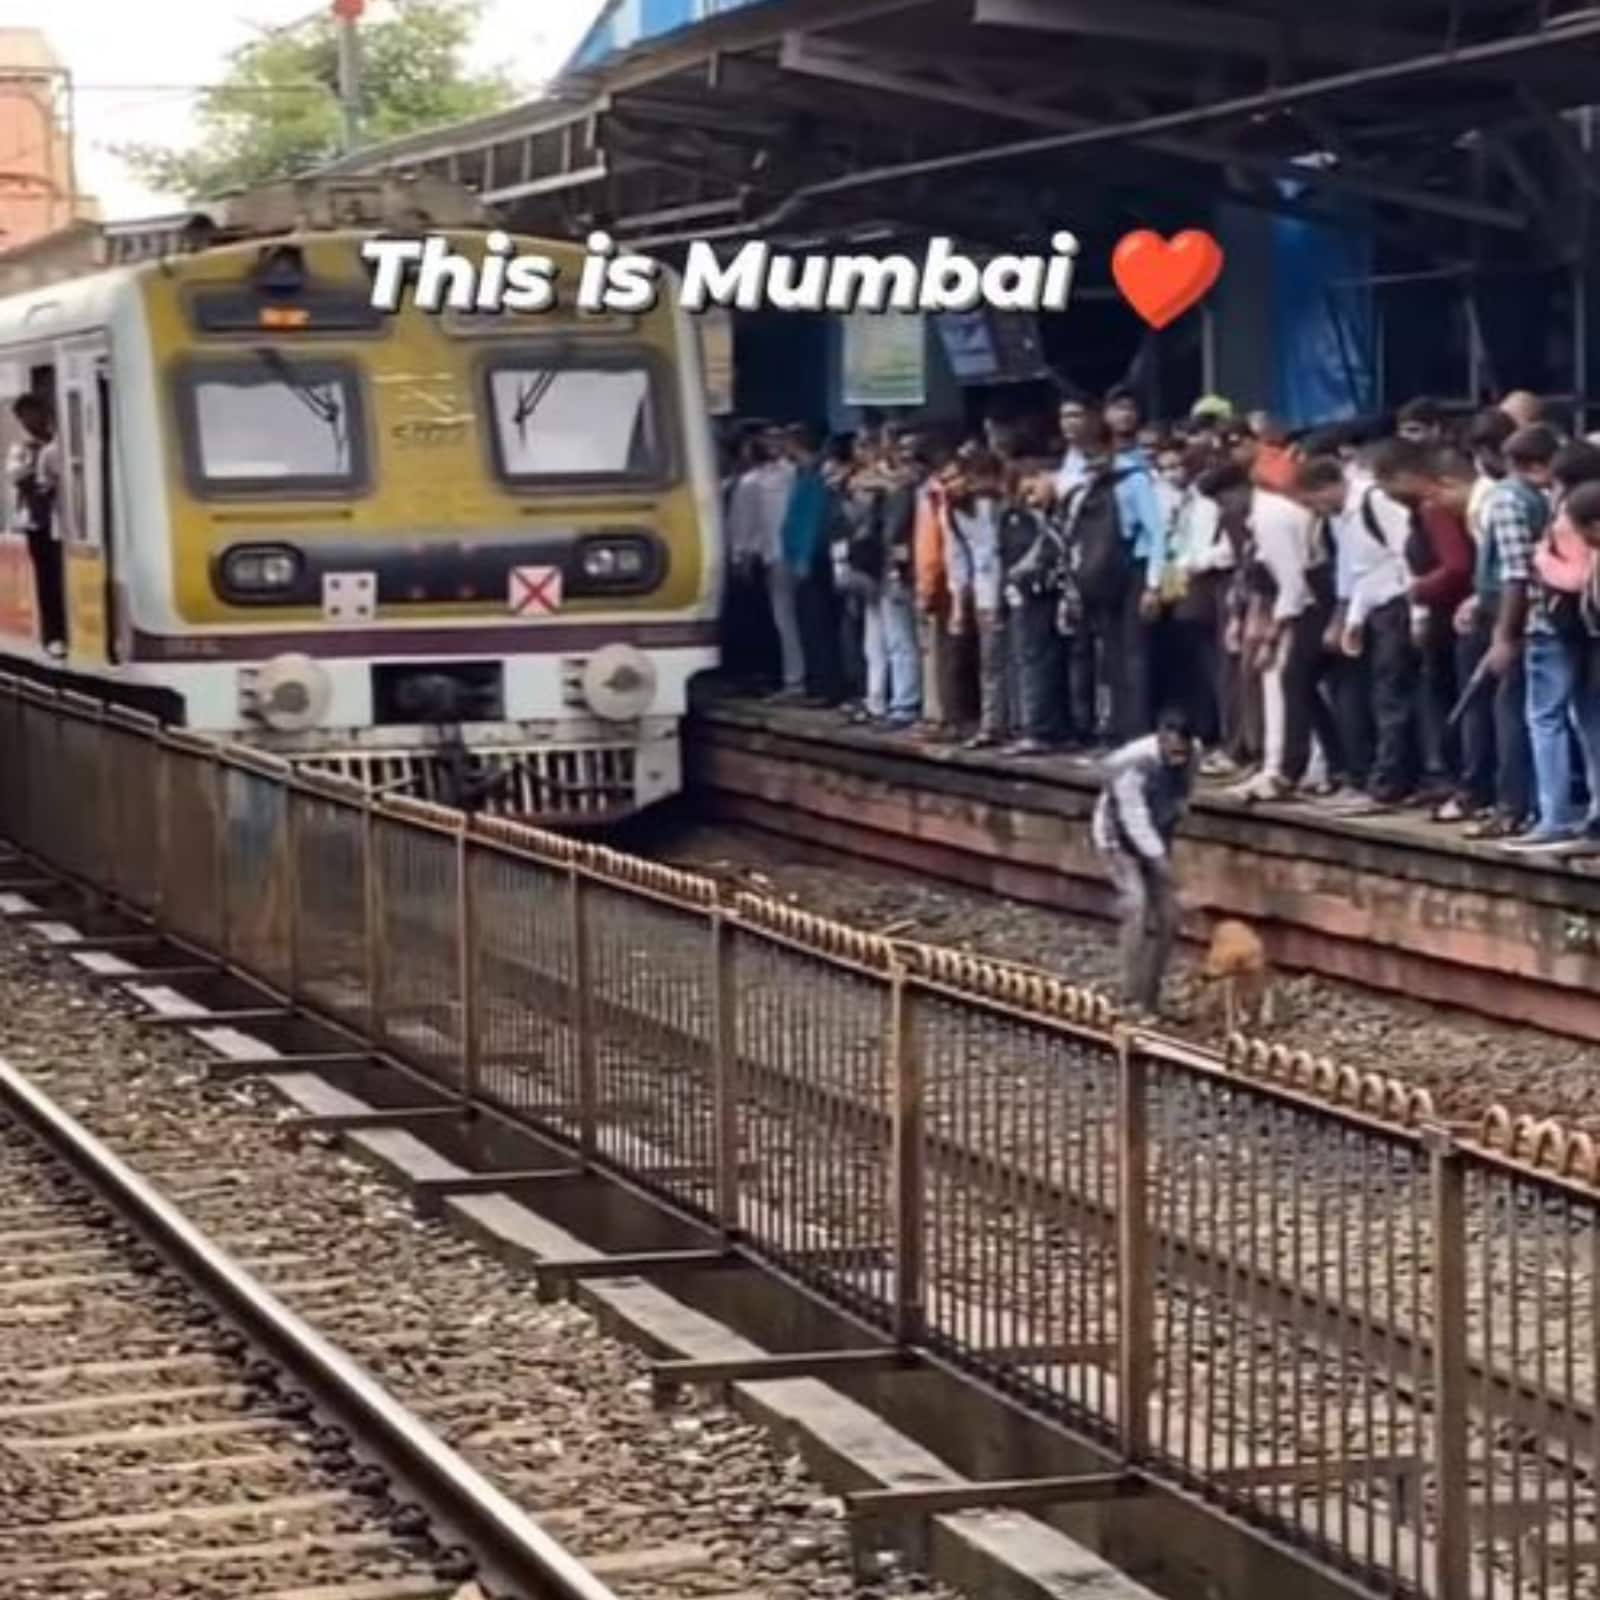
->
[511, 369, 559, 444]
[250, 345, 348, 465]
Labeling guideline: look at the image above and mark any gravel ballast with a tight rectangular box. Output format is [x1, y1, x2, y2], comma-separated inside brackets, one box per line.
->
[653, 820, 1600, 1129]
[0, 929, 960, 1600]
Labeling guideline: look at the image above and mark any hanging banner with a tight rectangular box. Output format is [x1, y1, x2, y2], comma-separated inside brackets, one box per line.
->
[842, 311, 926, 408]
[697, 308, 735, 416]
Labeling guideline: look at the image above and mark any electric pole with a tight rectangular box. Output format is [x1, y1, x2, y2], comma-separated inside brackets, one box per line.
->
[332, 0, 363, 155]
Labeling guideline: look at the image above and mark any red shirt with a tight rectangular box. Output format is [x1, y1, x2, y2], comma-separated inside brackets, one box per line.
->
[1411, 505, 1474, 611]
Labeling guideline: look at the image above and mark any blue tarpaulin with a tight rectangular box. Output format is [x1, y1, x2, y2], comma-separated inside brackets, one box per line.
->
[1270, 212, 1377, 427]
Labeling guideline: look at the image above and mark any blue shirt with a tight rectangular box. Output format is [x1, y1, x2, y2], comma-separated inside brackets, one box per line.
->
[780, 466, 829, 575]
[1113, 448, 1164, 589]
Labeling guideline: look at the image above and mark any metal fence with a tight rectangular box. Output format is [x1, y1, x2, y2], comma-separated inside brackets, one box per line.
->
[2, 674, 1598, 1600]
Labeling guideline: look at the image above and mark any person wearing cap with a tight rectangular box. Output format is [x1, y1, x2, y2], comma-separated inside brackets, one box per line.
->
[1190, 395, 1234, 425]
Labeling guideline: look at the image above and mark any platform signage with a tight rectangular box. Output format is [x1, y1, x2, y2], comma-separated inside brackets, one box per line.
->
[841, 311, 926, 408]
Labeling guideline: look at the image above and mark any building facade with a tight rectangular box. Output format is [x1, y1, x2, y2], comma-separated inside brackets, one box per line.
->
[0, 29, 97, 255]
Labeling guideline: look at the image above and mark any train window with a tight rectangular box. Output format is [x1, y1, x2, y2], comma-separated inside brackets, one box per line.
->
[484, 357, 669, 487]
[173, 356, 368, 498]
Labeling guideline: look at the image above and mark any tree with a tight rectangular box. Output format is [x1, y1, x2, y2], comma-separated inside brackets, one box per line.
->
[116, 0, 517, 202]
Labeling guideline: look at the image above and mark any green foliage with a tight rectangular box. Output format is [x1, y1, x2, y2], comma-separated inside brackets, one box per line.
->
[116, 0, 516, 201]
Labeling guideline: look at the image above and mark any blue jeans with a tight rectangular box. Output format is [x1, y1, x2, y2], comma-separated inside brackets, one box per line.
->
[863, 578, 922, 720]
[1524, 630, 1600, 834]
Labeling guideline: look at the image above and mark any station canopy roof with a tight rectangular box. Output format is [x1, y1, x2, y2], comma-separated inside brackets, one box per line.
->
[320, 0, 1600, 267]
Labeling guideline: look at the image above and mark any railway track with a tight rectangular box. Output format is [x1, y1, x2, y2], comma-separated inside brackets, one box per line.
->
[0, 945, 956, 1600]
[0, 1064, 576, 1600]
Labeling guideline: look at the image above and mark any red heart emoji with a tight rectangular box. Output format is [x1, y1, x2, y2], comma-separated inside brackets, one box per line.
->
[1112, 230, 1225, 330]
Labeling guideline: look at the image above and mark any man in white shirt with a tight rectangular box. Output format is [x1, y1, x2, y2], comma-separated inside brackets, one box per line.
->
[725, 433, 802, 698]
[1229, 483, 1323, 800]
[1304, 438, 1429, 805]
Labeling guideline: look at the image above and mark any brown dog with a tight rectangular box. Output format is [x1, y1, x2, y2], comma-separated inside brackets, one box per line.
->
[1201, 918, 1274, 1034]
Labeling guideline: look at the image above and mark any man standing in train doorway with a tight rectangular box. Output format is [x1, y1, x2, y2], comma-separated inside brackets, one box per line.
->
[5, 394, 67, 659]
[1091, 707, 1196, 1020]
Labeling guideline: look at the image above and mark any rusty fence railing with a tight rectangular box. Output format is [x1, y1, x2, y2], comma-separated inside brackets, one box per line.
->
[3, 674, 1599, 1600]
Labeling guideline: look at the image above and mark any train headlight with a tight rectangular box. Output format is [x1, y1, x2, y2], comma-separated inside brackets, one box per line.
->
[251, 653, 331, 733]
[582, 644, 656, 723]
[220, 544, 303, 600]
[574, 534, 661, 594]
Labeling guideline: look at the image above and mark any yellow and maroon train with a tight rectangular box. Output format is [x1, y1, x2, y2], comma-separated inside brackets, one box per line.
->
[0, 175, 723, 820]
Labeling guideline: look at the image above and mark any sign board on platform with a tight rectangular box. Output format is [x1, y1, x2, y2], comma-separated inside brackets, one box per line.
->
[841, 311, 926, 409]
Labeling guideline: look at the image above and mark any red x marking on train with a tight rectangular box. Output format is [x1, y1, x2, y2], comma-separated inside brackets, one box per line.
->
[509, 565, 563, 616]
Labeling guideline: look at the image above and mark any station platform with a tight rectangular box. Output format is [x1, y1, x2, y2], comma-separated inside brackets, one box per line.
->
[684, 696, 1600, 1043]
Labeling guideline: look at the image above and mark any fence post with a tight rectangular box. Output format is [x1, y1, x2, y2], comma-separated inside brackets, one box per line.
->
[363, 796, 386, 1043]
[456, 818, 480, 1105]
[710, 908, 740, 1238]
[93, 703, 114, 901]
[1428, 1130, 1470, 1600]
[213, 755, 231, 961]
[1116, 1029, 1153, 1461]
[154, 736, 172, 932]
[51, 690, 65, 872]
[889, 965, 925, 1348]
[284, 781, 303, 1008]
[569, 864, 597, 1161]
[5, 687, 22, 850]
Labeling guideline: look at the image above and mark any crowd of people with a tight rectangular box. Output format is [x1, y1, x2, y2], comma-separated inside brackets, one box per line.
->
[718, 385, 1600, 856]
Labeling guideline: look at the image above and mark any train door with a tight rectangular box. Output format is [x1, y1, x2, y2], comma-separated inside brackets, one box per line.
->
[96, 363, 124, 662]
[58, 345, 110, 665]
[0, 360, 35, 644]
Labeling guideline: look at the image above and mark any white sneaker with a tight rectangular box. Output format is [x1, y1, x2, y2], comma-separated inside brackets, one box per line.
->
[45, 641, 65, 660]
[1227, 773, 1288, 803]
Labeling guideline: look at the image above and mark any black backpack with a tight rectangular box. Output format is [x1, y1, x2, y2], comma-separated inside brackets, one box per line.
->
[845, 488, 887, 580]
[1068, 468, 1133, 609]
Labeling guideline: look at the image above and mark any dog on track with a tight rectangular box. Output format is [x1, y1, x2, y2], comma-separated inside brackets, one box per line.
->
[1200, 918, 1275, 1034]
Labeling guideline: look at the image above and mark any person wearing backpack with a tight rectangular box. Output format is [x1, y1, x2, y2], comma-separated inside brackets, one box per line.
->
[1001, 459, 1071, 754]
[1303, 439, 1428, 808]
[1055, 412, 1149, 747]
[1504, 442, 1600, 852]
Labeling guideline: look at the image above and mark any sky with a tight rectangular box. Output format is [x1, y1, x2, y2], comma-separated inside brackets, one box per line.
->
[19, 0, 604, 220]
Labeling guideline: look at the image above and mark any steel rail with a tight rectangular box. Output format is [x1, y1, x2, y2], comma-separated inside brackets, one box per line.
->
[0, 1054, 624, 1600]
